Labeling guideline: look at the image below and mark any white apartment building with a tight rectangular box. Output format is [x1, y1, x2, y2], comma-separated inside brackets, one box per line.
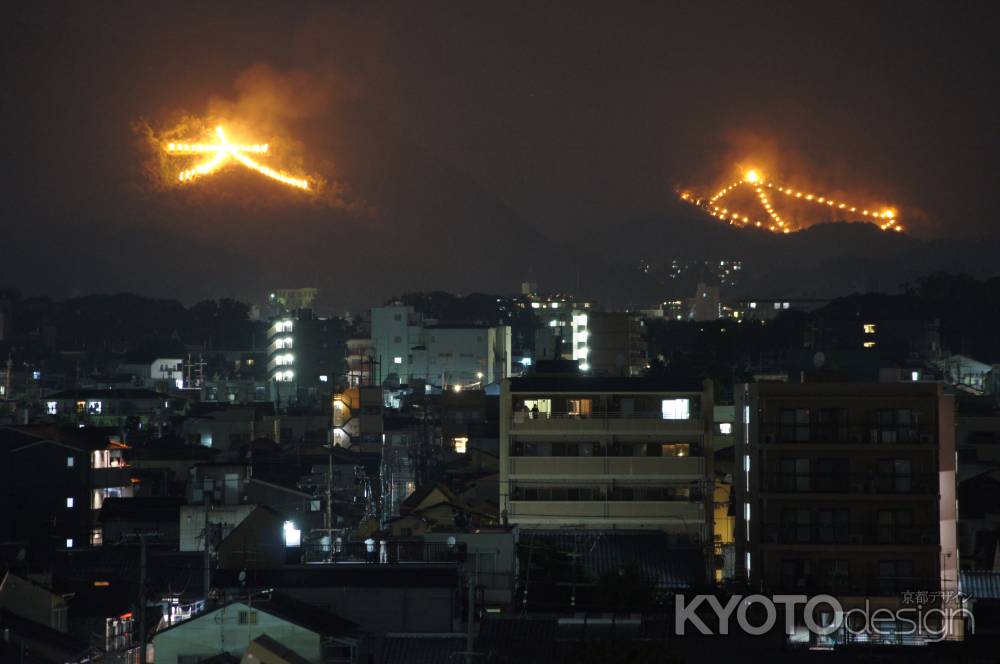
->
[499, 374, 714, 579]
[371, 305, 511, 389]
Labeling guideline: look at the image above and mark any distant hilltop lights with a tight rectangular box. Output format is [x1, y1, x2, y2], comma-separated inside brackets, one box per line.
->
[679, 168, 902, 234]
[165, 125, 311, 191]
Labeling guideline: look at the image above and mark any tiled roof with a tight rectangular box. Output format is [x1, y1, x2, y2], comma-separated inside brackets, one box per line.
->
[378, 634, 466, 664]
[477, 617, 558, 662]
[962, 571, 1000, 600]
[521, 529, 702, 589]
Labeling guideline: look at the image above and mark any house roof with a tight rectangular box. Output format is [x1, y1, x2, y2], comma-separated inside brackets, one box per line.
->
[400, 483, 460, 513]
[47, 388, 171, 400]
[378, 634, 467, 664]
[477, 617, 558, 662]
[247, 634, 314, 664]
[213, 565, 459, 590]
[509, 375, 702, 394]
[0, 425, 119, 452]
[153, 592, 357, 639]
[962, 571, 1000, 600]
[0, 609, 89, 657]
[99, 496, 184, 521]
[521, 529, 703, 589]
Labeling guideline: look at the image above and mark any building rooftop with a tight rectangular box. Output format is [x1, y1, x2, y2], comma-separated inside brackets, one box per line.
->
[509, 375, 703, 393]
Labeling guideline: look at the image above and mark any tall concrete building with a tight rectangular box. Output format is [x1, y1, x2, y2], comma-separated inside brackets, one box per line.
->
[587, 312, 648, 377]
[371, 305, 511, 389]
[734, 382, 960, 645]
[499, 373, 714, 578]
[266, 311, 344, 406]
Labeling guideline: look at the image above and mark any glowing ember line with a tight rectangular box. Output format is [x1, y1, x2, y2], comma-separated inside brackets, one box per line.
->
[678, 167, 903, 234]
[165, 125, 310, 191]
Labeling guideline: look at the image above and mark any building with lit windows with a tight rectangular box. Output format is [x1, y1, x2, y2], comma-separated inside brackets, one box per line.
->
[371, 305, 511, 389]
[499, 372, 715, 580]
[266, 311, 345, 406]
[734, 381, 960, 646]
[265, 287, 319, 316]
[586, 312, 648, 377]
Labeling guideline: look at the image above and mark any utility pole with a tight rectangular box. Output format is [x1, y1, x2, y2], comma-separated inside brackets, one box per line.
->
[203, 494, 212, 609]
[139, 533, 147, 664]
[465, 553, 478, 664]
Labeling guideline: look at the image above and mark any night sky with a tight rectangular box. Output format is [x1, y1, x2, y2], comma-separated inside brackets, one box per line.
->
[2, 1, 996, 307]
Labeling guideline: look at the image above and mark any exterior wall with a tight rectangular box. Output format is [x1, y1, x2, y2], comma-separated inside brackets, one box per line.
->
[151, 602, 321, 663]
[0, 572, 68, 632]
[499, 380, 714, 572]
[734, 382, 956, 611]
[179, 504, 255, 551]
[267, 314, 344, 404]
[587, 313, 647, 377]
[371, 305, 422, 386]
[280, 585, 454, 634]
[2, 440, 90, 550]
[150, 358, 184, 382]
[417, 327, 504, 387]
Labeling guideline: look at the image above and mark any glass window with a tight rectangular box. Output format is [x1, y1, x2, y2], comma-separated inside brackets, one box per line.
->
[779, 409, 810, 442]
[661, 398, 690, 420]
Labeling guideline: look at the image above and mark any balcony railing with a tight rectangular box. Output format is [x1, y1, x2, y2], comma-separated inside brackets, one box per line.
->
[760, 524, 940, 546]
[759, 424, 936, 445]
[765, 575, 941, 597]
[760, 472, 937, 495]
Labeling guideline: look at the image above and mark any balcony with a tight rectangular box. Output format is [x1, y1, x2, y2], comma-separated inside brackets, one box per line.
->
[507, 499, 703, 526]
[759, 424, 936, 445]
[760, 524, 940, 547]
[765, 576, 942, 598]
[511, 411, 703, 434]
[508, 455, 704, 479]
[760, 472, 937, 495]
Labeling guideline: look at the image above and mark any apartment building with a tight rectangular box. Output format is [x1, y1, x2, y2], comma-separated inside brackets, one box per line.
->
[499, 372, 714, 578]
[371, 305, 511, 389]
[734, 382, 959, 645]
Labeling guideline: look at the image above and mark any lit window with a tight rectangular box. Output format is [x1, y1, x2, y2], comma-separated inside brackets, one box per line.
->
[319, 375, 328, 383]
[66, 456, 74, 468]
[863, 323, 876, 334]
[66, 539, 74, 549]
[87, 400, 102, 414]
[911, 370, 919, 381]
[453, 437, 468, 454]
[66, 497, 74, 508]
[531, 302, 540, 309]
[661, 398, 691, 420]
[47, 401, 58, 415]
[718, 422, 733, 434]
[863, 341, 876, 348]
[91, 528, 103, 546]
[393, 356, 402, 364]
[773, 302, 781, 310]
[92, 450, 110, 469]
[749, 302, 757, 309]
[283, 521, 301, 547]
